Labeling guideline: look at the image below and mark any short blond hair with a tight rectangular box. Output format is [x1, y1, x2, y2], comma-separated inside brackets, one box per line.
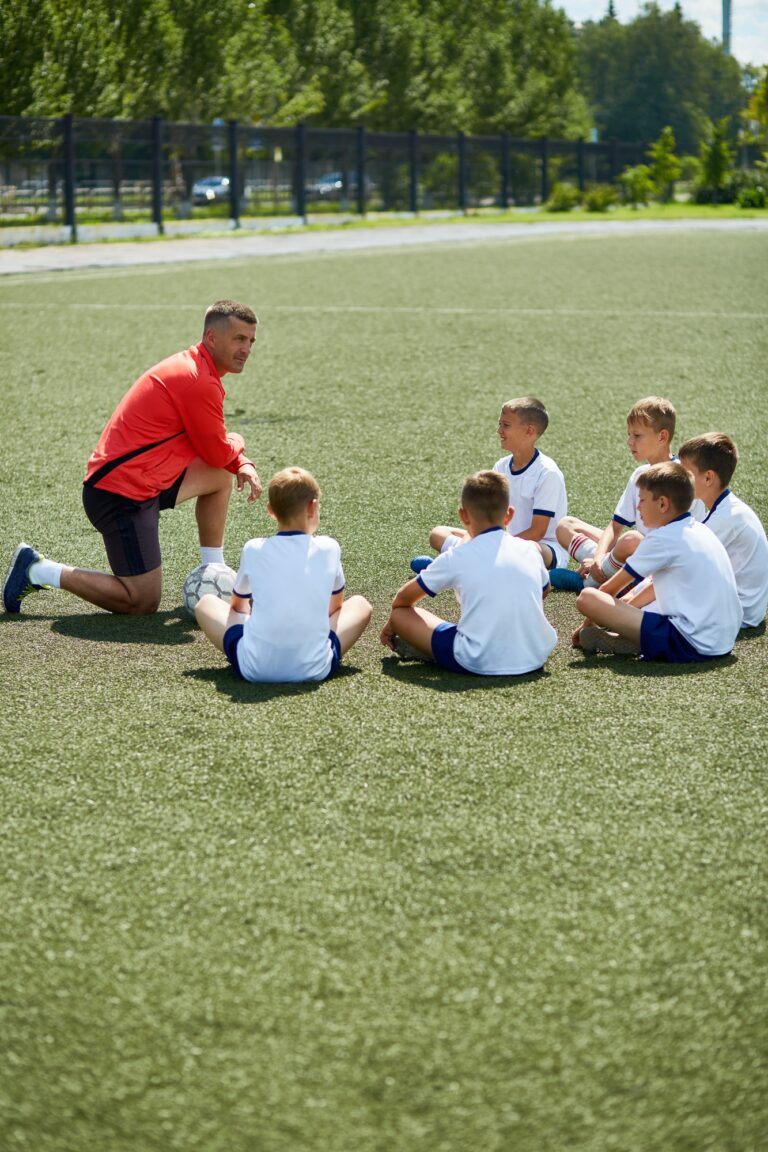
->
[268, 467, 320, 521]
[461, 470, 510, 524]
[501, 396, 549, 434]
[636, 461, 693, 514]
[627, 396, 676, 438]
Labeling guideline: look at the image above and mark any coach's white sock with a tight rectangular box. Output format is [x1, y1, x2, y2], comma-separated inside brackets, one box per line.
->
[29, 558, 62, 588]
[569, 533, 595, 564]
[200, 546, 225, 566]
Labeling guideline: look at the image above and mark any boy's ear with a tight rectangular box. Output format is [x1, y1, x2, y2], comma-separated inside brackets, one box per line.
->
[266, 502, 277, 521]
[657, 493, 670, 513]
[658, 427, 671, 446]
[504, 505, 514, 526]
[458, 505, 471, 528]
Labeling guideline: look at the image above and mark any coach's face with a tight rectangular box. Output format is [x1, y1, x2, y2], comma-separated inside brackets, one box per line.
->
[206, 318, 257, 376]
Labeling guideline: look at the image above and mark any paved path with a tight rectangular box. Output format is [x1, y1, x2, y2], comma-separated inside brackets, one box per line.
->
[2, 217, 767, 276]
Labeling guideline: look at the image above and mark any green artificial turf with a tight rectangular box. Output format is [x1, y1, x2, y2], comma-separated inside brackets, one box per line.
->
[1, 229, 766, 1152]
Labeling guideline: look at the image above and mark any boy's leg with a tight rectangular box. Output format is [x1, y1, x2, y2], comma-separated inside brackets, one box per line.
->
[556, 516, 601, 553]
[195, 594, 249, 652]
[429, 526, 469, 552]
[330, 595, 373, 656]
[388, 604, 447, 659]
[575, 588, 644, 647]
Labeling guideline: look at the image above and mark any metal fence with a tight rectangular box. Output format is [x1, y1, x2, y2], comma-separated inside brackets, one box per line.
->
[1, 113, 745, 239]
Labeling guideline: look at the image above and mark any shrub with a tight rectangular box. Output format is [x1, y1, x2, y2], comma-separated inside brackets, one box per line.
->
[647, 126, 682, 202]
[737, 184, 766, 208]
[545, 182, 582, 212]
[619, 164, 654, 207]
[583, 183, 617, 212]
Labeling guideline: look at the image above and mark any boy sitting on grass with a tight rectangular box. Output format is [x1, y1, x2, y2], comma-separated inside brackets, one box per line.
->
[413, 397, 568, 575]
[557, 395, 702, 588]
[382, 470, 557, 676]
[195, 467, 372, 683]
[678, 433, 768, 629]
[572, 462, 741, 660]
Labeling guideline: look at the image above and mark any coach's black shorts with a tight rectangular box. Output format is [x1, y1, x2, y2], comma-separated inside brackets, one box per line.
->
[82, 472, 186, 577]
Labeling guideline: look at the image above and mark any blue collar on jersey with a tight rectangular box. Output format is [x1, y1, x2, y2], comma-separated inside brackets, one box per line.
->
[669, 511, 692, 524]
[276, 530, 306, 536]
[509, 447, 539, 476]
[703, 488, 730, 524]
[476, 526, 504, 536]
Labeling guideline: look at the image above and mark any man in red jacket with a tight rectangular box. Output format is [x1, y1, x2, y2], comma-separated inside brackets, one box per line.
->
[4, 300, 261, 616]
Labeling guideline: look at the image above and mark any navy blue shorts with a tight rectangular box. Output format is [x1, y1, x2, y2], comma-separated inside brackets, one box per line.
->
[431, 622, 474, 674]
[640, 612, 711, 663]
[82, 471, 186, 577]
[223, 625, 342, 682]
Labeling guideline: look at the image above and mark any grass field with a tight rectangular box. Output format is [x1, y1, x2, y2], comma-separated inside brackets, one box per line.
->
[1, 227, 766, 1152]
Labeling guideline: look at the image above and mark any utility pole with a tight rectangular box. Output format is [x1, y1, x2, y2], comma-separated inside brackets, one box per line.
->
[722, 0, 731, 54]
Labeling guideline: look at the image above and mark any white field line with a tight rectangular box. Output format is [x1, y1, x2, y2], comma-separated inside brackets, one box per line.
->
[0, 299, 765, 320]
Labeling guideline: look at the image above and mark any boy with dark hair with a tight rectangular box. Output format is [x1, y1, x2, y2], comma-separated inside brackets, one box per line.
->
[415, 397, 568, 573]
[196, 467, 372, 683]
[679, 433, 768, 628]
[556, 395, 703, 588]
[383, 470, 557, 676]
[573, 461, 741, 660]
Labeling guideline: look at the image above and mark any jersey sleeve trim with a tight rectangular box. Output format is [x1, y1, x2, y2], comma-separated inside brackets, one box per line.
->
[532, 507, 555, 518]
[416, 574, 436, 597]
[614, 515, 634, 528]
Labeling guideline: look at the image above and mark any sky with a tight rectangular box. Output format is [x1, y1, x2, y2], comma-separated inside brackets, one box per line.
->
[558, 0, 768, 67]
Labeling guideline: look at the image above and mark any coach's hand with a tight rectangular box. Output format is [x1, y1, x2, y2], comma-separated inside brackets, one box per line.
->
[237, 464, 262, 502]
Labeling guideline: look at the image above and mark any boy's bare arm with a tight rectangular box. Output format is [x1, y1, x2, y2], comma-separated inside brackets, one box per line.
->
[230, 591, 252, 615]
[328, 590, 344, 616]
[381, 578, 426, 647]
[516, 513, 551, 543]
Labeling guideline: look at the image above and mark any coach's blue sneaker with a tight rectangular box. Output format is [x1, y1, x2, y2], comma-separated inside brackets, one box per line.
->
[3, 543, 45, 614]
[410, 555, 434, 574]
[549, 567, 584, 592]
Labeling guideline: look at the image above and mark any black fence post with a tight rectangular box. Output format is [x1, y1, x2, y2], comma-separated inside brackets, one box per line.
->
[457, 132, 467, 212]
[540, 136, 549, 204]
[577, 138, 585, 192]
[500, 134, 510, 209]
[409, 129, 419, 214]
[295, 122, 307, 220]
[609, 138, 618, 183]
[152, 116, 164, 234]
[62, 113, 76, 240]
[356, 125, 366, 215]
[228, 119, 239, 226]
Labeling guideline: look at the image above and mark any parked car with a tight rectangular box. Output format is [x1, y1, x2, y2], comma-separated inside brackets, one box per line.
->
[192, 175, 231, 205]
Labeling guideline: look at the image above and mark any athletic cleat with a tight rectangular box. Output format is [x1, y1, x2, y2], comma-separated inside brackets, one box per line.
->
[410, 555, 433, 574]
[3, 543, 45, 614]
[578, 625, 639, 656]
[392, 635, 433, 662]
[549, 567, 584, 592]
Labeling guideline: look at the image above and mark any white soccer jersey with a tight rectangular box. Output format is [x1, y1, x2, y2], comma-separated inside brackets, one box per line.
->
[493, 449, 568, 566]
[625, 513, 741, 656]
[233, 532, 345, 683]
[418, 527, 557, 675]
[614, 462, 705, 534]
[703, 490, 768, 628]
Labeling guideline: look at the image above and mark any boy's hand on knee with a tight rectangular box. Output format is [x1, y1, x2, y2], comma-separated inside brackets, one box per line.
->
[380, 619, 397, 650]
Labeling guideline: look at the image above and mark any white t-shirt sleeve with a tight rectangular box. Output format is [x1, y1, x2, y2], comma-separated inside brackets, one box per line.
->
[333, 556, 346, 595]
[624, 530, 670, 581]
[417, 549, 456, 598]
[532, 469, 564, 519]
[613, 475, 638, 527]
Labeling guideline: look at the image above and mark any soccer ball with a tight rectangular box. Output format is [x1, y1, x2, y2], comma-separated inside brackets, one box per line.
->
[182, 562, 237, 617]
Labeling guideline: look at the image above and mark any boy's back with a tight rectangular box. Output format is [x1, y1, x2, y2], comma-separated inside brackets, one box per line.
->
[235, 533, 344, 682]
[626, 515, 741, 656]
[703, 491, 768, 627]
[418, 528, 557, 674]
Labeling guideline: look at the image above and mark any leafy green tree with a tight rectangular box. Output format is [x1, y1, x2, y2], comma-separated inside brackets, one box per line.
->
[698, 117, 734, 202]
[647, 125, 682, 201]
[576, 3, 746, 154]
[620, 163, 654, 206]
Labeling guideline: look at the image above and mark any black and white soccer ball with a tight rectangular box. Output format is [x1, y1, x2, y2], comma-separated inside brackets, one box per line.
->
[182, 563, 237, 617]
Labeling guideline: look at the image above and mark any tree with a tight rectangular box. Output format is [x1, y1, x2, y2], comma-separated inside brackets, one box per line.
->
[646, 126, 682, 201]
[698, 117, 734, 202]
[576, 2, 747, 154]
